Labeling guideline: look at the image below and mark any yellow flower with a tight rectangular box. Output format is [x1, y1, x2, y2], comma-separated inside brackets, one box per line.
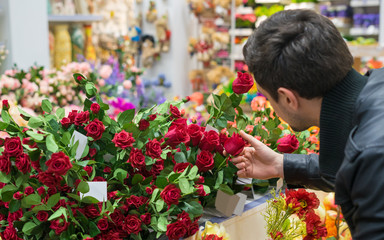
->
[201, 221, 230, 240]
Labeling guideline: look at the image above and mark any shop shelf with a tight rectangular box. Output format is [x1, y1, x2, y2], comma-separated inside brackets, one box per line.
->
[48, 15, 103, 23]
[350, 0, 380, 7]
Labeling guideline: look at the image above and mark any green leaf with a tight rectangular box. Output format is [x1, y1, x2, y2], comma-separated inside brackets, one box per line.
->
[66, 193, 81, 202]
[117, 109, 135, 126]
[89, 221, 101, 237]
[150, 188, 160, 203]
[216, 116, 227, 129]
[22, 221, 37, 235]
[9, 199, 21, 213]
[132, 174, 144, 185]
[113, 168, 128, 183]
[18, 107, 32, 118]
[230, 93, 243, 108]
[188, 166, 198, 180]
[77, 181, 90, 194]
[48, 207, 66, 221]
[0, 121, 8, 130]
[0, 171, 11, 183]
[61, 131, 71, 145]
[219, 184, 234, 195]
[178, 177, 192, 194]
[181, 201, 203, 216]
[56, 108, 65, 119]
[28, 117, 43, 128]
[31, 204, 50, 212]
[265, 120, 276, 131]
[42, 99, 53, 113]
[215, 171, 224, 189]
[22, 194, 42, 207]
[155, 176, 168, 188]
[46, 134, 58, 153]
[15, 174, 28, 187]
[174, 152, 186, 163]
[85, 82, 97, 98]
[1, 109, 11, 123]
[46, 193, 61, 208]
[26, 131, 44, 141]
[81, 196, 99, 204]
[213, 94, 221, 109]
[155, 199, 165, 212]
[157, 216, 168, 232]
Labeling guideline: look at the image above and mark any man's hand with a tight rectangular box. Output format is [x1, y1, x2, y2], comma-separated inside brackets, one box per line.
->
[231, 130, 284, 179]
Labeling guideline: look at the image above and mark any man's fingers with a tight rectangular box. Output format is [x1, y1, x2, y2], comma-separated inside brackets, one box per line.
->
[231, 156, 243, 164]
[240, 130, 263, 149]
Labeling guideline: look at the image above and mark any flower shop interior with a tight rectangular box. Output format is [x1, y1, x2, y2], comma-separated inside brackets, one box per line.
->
[0, 0, 383, 239]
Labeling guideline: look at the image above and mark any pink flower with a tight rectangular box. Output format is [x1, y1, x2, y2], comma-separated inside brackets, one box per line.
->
[99, 65, 113, 79]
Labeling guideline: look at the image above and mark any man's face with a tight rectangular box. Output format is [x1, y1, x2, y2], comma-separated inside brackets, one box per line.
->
[256, 84, 312, 132]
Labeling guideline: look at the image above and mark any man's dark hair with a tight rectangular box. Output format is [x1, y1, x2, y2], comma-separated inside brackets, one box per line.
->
[243, 9, 353, 101]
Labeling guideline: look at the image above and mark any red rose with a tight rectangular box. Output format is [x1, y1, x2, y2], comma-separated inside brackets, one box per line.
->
[93, 176, 106, 181]
[196, 176, 205, 184]
[173, 162, 192, 173]
[4, 137, 23, 157]
[187, 124, 203, 146]
[68, 110, 78, 123]
[0, 154, 11, 175]
[224, 133, 246, 156]
[165, 126, 190, 148]
[138, 119, 150, 131]
[285, 188, 320, 217]
[232, 71, 254, 94]
[149, 114, 157, 121]
[2, 100, 9, 111]
[177, 211, 192, 226]
[24, 186, 34, 195]
[84, 119, 105, 140]
[199, 131, 219, 152]
[123, 215, 142, 235]
[97, 218, 109, 231]
[31, 160, 41, 172]
[160, 184, 181, 207]
[112, 130, 135, 149]
[126, 195, 149, 208]
[84, 204, 100, 218]
[170, 104, 181, 118]
[277, 134, 299, 154]
[166, 221, 187, 240]
[50, 218, 69, 235]
[152, 159, 164, 175]
[60, 117, 71, 128]
[89, 148, 97, 157]
[0, 224, 18, 240]
[127, 148, 146, 169]
[37, 186, 46, 195]
[145, 139, 162, 159]
[171, 118, 188, 129]
[195, 184, 207, 196]
[110, 209, 124, 225]
[74, 111, 90, 126]
[140, 213, 151, 225]
[219, 133, 229, 146]
[45, 151, 72, 175]
[103, 166, 111, 173]
[146, 187, 153, 195]
[84, 166, 93, 176]
[22, 137, 37, 148]
[36, 211, 49, 222]
[15, 153, 31, 174]
[90, 103, 100, 114]
[196, 150, 214, 172]
[187, 221, 199, 237]
[13, 192, 23, 200]
[7, 209, 23, 222]
[37, 172, 62, 187]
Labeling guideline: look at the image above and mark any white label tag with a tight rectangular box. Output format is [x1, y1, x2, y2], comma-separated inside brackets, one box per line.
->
[81, 181, 108, 202]
[205, 124, 219, 133]
[69, 130, 88, 160]
[276, 178, 284, 191]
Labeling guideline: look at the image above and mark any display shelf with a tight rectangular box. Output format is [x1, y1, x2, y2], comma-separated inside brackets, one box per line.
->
[48, 15, 103, 23]
[236, 7, 254, 14]
[350, 0, 380, 7]
[348, 44, 384, 57]
[350, 27, 380, 36]
[230, 28, 253, 36]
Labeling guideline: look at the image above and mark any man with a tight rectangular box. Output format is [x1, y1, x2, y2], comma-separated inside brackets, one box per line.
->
[232, 9, 384, 238]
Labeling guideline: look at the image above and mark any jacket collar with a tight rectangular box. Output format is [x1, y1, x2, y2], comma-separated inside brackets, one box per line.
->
[319, 68, 368, 178]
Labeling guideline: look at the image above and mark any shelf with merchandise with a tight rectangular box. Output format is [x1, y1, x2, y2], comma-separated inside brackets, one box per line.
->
[350, 0, 380, 7]
[48, 14, 103, 23]
[350, 26, 380, 36]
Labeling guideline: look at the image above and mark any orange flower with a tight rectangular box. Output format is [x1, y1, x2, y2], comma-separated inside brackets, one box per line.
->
[251, 96, 267, 111]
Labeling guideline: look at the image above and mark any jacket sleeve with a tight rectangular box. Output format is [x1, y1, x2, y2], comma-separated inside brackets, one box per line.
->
[336, 147, 384, 238]
[283, 154, 335, 192]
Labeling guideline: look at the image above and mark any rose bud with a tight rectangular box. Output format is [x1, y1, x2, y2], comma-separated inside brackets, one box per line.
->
[90, 103, 100, 114]
[2, 100, 9, 111]
[277, 134, 299, 153]
[232, 72, 254, 94]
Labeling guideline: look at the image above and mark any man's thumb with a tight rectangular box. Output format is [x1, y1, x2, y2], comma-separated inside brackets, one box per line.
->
[239, 130, 262, 149]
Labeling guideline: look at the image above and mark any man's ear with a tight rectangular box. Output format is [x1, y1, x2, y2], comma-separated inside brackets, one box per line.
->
[277, 87, 299, 110]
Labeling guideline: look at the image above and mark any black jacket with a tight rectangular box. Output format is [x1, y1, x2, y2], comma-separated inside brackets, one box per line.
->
[283, 68, 384, 238]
